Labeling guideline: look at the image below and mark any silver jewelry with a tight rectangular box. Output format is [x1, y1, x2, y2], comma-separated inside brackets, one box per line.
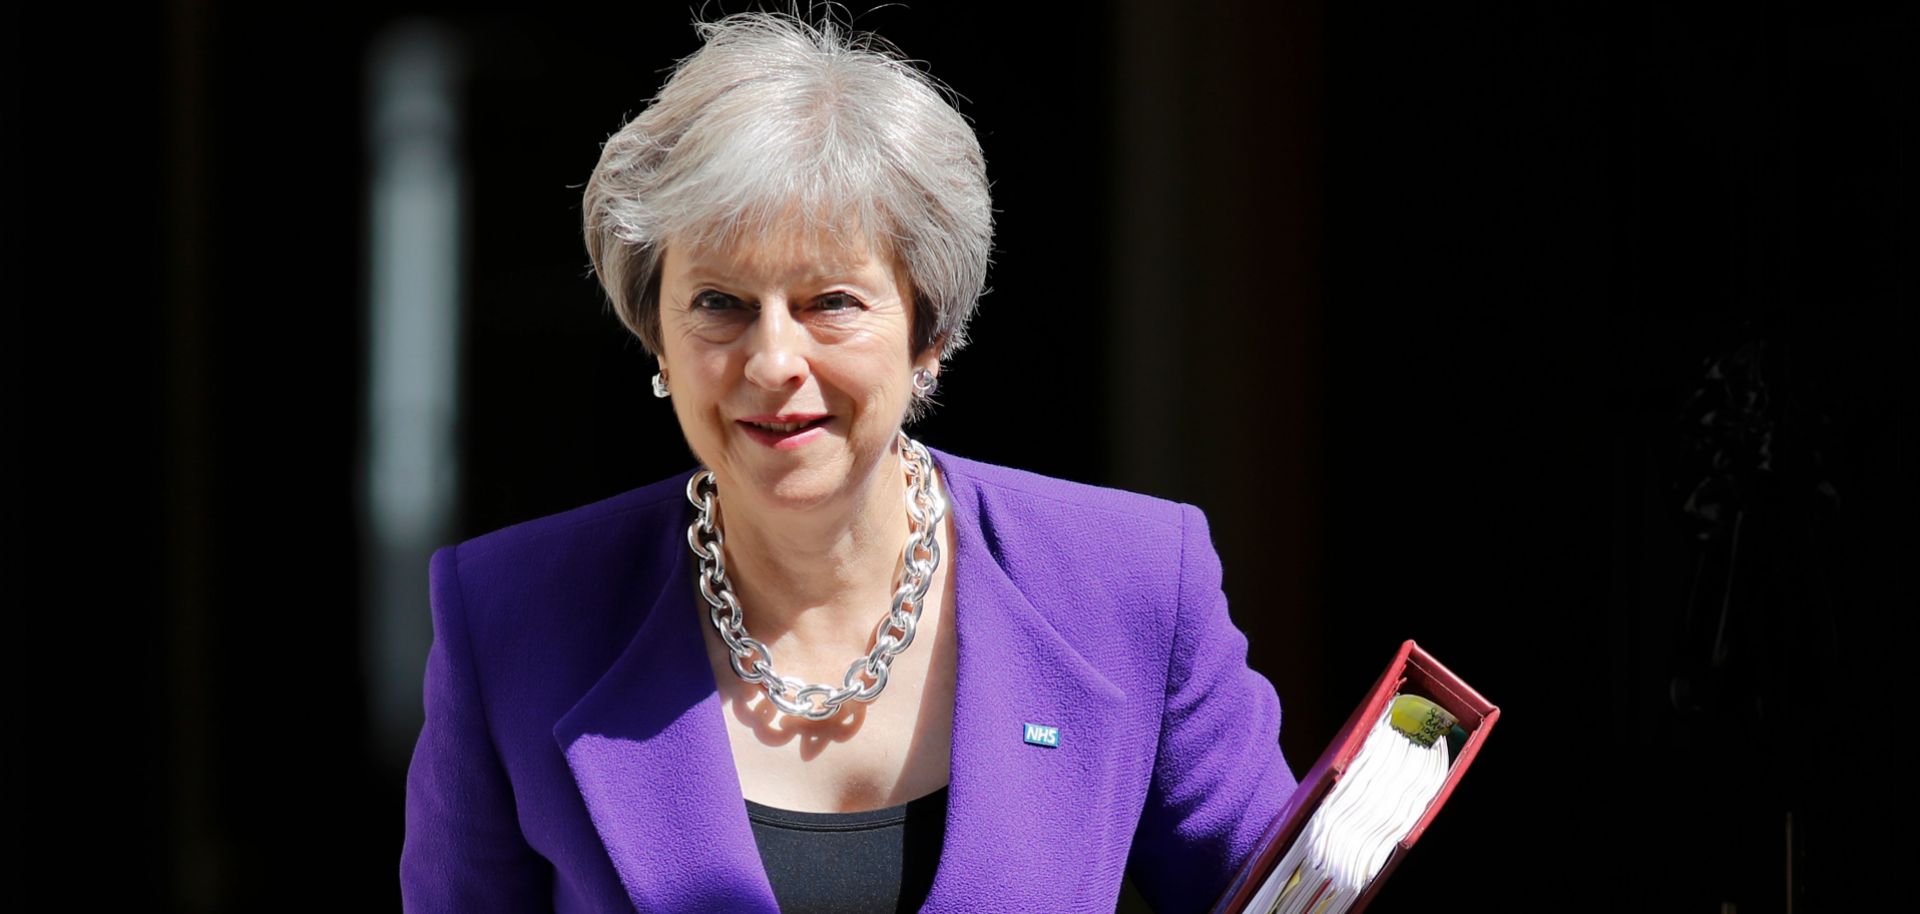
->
[910, 366, 938, 398]
[685, 431, 948, 721]
[652, 370, 670, 398]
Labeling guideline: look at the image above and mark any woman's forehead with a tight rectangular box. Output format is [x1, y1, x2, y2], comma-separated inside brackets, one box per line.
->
[668, 216, 900, 282]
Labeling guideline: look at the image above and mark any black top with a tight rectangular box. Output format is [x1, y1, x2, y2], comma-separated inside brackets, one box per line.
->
[744, 785, 950, 914]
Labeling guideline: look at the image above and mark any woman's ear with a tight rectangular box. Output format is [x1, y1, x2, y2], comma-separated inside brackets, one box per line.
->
[918, 331, 951, 367]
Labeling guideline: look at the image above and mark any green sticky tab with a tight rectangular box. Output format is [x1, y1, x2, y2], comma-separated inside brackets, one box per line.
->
[1387, 695, 1457, 748]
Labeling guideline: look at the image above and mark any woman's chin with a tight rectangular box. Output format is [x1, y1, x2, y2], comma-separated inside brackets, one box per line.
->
[708, 434, 898, 514]
[730, 463, 846, 514]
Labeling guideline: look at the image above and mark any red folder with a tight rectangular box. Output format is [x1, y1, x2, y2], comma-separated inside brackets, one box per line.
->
[1209, 640, 1500, 914]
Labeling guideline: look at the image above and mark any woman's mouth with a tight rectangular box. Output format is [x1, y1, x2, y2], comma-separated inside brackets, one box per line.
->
[737, 415, 832, 449]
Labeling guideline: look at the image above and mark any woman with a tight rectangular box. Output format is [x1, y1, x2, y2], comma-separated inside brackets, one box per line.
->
[401, 13, 1296, 914]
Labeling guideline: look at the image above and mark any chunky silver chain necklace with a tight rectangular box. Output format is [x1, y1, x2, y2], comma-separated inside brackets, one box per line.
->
[685, 431, 948, 721]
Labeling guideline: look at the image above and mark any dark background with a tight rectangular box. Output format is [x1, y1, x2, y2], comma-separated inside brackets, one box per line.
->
[11, 0, 1910, 911]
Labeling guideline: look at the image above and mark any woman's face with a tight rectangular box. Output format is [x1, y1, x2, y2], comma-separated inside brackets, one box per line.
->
[657, 224, 935, 515]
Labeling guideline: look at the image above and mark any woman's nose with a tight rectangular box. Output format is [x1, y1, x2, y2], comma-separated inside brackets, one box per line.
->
[741, 302, 810, 390]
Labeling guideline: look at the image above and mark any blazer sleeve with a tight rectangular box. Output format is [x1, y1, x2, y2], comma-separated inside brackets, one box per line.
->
[1126, 503, 1299, 914]
[401, 545, 550, 912]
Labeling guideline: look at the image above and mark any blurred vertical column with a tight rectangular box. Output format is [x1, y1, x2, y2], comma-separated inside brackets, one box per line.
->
[163, 0, 217, 904]
[1106, 0, 1326, 746]
[362, 22, 466, 764]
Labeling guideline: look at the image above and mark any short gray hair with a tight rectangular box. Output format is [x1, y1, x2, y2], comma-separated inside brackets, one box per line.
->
[583, 12, 993, 374]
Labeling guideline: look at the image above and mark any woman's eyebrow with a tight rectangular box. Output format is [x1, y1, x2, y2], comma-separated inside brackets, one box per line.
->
[681, 270, 744, 288]
[682, 267, 885, 292]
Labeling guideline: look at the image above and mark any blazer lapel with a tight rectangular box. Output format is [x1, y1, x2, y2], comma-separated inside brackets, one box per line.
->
[922, 451, 1134, 912]
[551, 511, 780, 913]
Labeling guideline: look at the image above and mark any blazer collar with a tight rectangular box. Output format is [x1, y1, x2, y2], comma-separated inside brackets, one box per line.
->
[553, 448, 1130, 912]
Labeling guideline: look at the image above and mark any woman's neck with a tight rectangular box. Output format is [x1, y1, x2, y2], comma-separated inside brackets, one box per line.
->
[710, 454, 915, 657]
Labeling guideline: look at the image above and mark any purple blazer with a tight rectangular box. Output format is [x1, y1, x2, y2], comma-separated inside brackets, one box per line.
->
[402, 447, 1297, 913]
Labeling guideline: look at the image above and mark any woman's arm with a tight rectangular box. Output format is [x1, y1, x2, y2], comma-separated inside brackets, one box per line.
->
[401, 545, 550, 912]
[1126, 503, 1299, 914]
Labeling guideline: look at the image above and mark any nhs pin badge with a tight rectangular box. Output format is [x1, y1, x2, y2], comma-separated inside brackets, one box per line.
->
[1022, 723, 1061, 748]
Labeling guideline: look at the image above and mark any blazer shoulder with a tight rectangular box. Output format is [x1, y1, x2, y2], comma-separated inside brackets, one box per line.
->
[931, 448, 1200, 613]
[446, 467, 697, 567]
[933, 447, 1189, 538]
[429, 468, 699, 667]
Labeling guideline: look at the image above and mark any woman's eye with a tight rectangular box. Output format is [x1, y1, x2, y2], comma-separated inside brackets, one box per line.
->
[815, 293, 861, 312]
[692, 290, 740, 312]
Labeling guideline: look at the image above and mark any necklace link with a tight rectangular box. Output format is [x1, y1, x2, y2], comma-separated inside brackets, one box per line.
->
[685, 431, 948, 721]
